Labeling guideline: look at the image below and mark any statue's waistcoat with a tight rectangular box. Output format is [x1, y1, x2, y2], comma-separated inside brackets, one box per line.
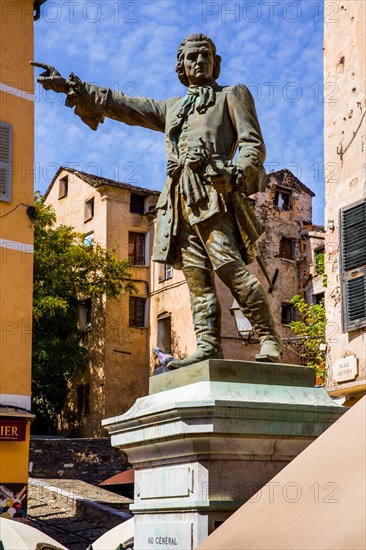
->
[153, 86, 265, 267]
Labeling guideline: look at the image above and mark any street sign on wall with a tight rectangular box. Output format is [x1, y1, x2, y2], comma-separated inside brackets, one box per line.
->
[332, 355, 358, 383]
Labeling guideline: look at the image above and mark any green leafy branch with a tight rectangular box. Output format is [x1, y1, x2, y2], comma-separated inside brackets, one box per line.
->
[290, 294, 326, 383]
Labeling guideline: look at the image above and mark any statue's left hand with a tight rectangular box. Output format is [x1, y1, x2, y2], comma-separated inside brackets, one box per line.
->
[209, 168, 234, 194]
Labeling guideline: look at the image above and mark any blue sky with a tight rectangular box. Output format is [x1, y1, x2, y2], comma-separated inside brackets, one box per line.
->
[34, 0, 325, 223]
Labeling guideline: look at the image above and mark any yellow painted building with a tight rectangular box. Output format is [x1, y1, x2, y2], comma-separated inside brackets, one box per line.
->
[0, 0, 45, 519]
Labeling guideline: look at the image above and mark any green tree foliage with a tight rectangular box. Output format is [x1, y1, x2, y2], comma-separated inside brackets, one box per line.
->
[290, 295, 326, 383]
[32, 194, 135, 433]
[315, 252, 324, 274]
[315, 251, 327, 287]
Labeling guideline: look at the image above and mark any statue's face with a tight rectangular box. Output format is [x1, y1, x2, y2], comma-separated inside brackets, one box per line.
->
[183, 41, 215, 85]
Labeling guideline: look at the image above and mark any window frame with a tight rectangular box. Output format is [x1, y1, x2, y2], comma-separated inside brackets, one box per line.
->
[340, 199, 366, 332]
[159, 264, 173, 282]
[157, 314, 172, 353]
[58, 175, 68, 199]
[130, 193, 145, 215]
[83, 232, 94, 246]
[129, 296, 146, 327]
[313, 292, 325, 305]
[84, 197, 95, 222]
[281, 303, 295, 325]
[279, 237, 295, 260]
[128, 231, 146, 266]
[0, 122, 12, 202]
[314, 245, 325, 274]
[274, 186, 292, 210]
[165, 265, 173, 280]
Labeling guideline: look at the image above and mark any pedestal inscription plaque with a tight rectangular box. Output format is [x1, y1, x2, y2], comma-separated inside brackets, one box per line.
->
[135, 520, 193, 550]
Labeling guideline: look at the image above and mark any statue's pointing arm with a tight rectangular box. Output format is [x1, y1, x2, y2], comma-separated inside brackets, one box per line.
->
[31, 62, 168, 132]
[66, 74, 169, 132]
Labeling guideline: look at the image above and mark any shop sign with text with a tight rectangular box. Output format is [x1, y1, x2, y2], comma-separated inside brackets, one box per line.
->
[0, 419, 26, 441]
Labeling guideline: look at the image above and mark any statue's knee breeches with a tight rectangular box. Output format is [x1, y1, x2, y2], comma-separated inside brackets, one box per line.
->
[178, 212, 244, 271]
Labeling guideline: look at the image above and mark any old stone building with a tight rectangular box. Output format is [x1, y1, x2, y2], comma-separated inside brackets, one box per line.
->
[45, 168, 159, 436]
[47, 167, 322, 435]
[324, 0, 366, 404]
[149, 169, 324, 369]
[0, 0, 47, 518]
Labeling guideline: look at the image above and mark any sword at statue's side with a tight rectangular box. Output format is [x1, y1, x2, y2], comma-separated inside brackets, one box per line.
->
[199, 137, 279, 294]
[253, 247, 279, 294]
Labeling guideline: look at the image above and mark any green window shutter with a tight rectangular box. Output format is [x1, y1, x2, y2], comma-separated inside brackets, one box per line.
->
[0, 122, 12, 202]
[346, 276, 366, 323]
[341, 200, 366, 331]
[342, 201, 366, 270]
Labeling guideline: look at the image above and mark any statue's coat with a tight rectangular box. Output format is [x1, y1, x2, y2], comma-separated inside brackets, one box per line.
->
[67, 81, 267, 268]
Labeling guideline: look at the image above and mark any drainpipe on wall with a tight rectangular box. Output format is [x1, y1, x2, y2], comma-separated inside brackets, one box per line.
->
[33, 0, 47, 21]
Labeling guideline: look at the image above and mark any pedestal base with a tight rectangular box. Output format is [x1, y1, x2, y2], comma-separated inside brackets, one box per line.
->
[103, 360, 345, 550]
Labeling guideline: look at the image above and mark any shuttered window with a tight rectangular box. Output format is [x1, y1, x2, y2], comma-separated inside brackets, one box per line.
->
[340, 200, 366, 331]
[279, 237, 295, 260]
[129, 297, 145, 327]
[84, 198, 94, 222]
[59, 175, 68, 198]
[0, 122, 12, 202]
[128, 232, 146, 265]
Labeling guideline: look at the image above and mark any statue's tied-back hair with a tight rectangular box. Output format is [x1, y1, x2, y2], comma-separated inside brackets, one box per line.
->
[176, 34, 222, 86]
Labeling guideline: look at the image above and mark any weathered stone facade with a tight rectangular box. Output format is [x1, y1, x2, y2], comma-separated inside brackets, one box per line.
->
[45, 168, 159, 436]
[324, 0, 366, 403]
[29, 437, 128, 484]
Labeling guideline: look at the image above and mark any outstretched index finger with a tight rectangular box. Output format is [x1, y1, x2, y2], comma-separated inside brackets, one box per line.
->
[30, 61, 52, 70]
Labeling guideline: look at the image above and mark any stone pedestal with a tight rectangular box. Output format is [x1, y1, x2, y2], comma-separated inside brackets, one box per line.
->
[102, 360, 345, 550]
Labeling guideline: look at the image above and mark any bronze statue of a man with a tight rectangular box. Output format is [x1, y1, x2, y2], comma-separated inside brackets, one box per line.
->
[33, 33, 282, 367]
